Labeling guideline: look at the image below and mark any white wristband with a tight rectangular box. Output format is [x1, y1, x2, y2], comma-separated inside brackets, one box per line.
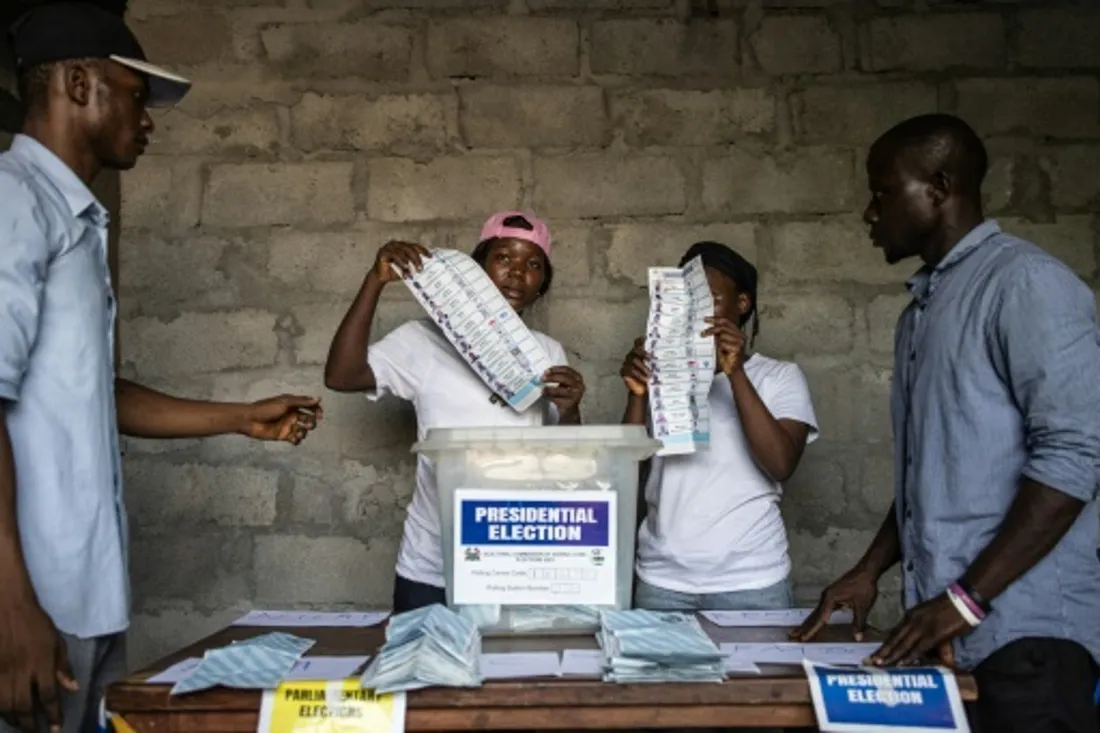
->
[946, 586, 982, 628]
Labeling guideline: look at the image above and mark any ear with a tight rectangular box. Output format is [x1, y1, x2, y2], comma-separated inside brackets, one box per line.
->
[736, 292, 751, 320]
[62, 61, 96, 107]
[929, 170, 950, 206]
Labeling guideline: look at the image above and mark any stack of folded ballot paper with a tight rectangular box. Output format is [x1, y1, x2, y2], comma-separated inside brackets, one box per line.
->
[597, 610, 725, 684]
[360, 604, 483, 693]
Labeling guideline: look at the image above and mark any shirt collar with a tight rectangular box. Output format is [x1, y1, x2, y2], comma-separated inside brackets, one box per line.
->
[9, 134, 107, 223]
[906, 219, 1001, 298]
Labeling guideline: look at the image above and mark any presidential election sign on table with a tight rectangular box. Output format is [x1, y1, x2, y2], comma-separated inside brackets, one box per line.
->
[803, 661, 970, 732]
[453, 488, 617, 605]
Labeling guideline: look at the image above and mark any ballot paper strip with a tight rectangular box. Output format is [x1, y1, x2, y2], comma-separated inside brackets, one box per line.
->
[701, 608, 855, 628]
[645, 256, 716, 456]
[232, 609, 390, 628]
[720, 642, 882, 667]
[804, 661, 970, 732]
[148, 656, 370, 685]
[169, 632, 316, 695]
[400, 248, 554, 413]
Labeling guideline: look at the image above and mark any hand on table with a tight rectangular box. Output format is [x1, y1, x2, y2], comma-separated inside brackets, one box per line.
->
[866, 594, 963, 668]
[791, 565, 880, 644]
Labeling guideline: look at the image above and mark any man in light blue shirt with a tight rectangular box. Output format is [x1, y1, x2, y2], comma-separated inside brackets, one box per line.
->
[794, 114, 1100, 732]
[0, 4, 323, 732]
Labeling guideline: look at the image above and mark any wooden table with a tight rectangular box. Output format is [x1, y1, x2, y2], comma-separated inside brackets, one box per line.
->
[106, 617, 977, 731]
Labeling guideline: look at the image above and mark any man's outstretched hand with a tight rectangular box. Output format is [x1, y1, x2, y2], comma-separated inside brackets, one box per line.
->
[242, 395, 323, 444]
[0, 595, 78, 733]
[791, 565, 879, 644]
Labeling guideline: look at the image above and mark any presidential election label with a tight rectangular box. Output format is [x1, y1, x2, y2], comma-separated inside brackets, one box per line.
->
[453, 488, 617, 605]
[803, 661, 970, 732]
[257, 681, 406, 733]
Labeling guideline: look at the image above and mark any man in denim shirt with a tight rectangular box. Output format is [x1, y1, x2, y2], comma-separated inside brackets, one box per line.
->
[0, 4, 323, 732]
[795, 114, 1100, 732]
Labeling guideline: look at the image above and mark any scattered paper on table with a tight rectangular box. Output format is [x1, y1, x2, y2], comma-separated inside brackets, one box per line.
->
[149, 655, 371, 685]
[701, 608, 854, 628]
[170, 632, 317, 695]
[480, 652, 562, 679]
[233, 610, 390, 628]
[561, 649, 603, 676]
[400, 249, 554, 413]
[282, 656, 371, 681]
[645, 256, 716, 456]
[146, 658, 200, 684]
[722, 658, 762, 675]
[720, 642, 881, 667]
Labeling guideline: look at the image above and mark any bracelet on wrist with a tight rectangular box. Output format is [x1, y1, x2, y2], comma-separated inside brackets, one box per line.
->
[946, 585, 983, 628]
[954, 578, 992, 616]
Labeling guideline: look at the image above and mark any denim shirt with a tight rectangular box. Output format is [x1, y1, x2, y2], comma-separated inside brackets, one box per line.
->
[892, 219, 1100, 670]
[0, 135, 127, 639]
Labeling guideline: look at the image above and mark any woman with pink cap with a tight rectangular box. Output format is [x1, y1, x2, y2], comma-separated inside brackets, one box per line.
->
[324, 212, 586, 612]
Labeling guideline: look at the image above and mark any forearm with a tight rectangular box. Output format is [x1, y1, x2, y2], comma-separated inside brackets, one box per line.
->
[728, 370, 804, 481]
[622, 393, 647, 426]
[116, 379, 248, 439]
[960, 478, 1086, 602]
[855, 503, 902, 579]
[324, 273, 384, 392]
[0, 407, 37, 600]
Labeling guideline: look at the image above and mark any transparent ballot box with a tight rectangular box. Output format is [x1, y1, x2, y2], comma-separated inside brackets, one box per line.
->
[413, 425, 660, 635]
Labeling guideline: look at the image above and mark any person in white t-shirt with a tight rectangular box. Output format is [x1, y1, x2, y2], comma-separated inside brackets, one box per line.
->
[621, 241, 820, 611]
[324, 212, 586, 612]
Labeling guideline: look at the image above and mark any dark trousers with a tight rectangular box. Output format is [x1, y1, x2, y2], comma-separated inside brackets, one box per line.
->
[970, 637, 1100, 733]
[392, 574, 446, 613]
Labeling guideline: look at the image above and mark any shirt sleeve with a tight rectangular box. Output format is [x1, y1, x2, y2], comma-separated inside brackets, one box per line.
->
[996, 256, 1100, 503]
[0, 176, 51, 402]
[365, 321, 428, 403]
[761, 362, 821, 445]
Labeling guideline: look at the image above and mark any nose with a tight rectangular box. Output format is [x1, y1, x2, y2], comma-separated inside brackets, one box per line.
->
[862, 200, 877, 226]
[141, 109, 155, 135]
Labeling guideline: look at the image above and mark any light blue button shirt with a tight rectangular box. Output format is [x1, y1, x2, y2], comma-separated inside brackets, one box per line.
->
[892, 219, 1100, 670]
[0, 134, 128, 639]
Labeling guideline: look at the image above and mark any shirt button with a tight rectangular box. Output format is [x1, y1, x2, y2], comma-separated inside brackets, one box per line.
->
[909, 351, 916, 361]
[905, 561, 914, 572]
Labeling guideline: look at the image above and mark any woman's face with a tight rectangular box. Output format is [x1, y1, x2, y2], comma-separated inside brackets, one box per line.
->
[482, 238, 548, 312]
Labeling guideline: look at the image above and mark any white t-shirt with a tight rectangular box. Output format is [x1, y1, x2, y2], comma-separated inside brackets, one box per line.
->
[367, 318, 568, 588]
[635, 353, 820, 594]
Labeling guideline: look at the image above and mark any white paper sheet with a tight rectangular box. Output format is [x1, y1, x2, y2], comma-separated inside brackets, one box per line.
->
[231, 610, 390, 628]
[720, 642, 882, 666]
[479, 652, 562, 679]
[561, 649, 603, 676]
[400, 249, 554, 413]
[701, 608, 855, 628]
[722, 657, 762, 675]
[645, 256, 716, 456]
[146, 656, 371, 684]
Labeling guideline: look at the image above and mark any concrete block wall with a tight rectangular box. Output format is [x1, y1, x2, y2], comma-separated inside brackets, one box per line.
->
[13, 0, 1095, 667]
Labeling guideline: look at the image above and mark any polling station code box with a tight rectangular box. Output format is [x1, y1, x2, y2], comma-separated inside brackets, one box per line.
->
[413, 425, 660, 635]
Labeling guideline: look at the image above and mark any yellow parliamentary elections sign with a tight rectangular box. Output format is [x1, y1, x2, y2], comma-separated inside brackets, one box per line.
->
[257, 681, 407, 733]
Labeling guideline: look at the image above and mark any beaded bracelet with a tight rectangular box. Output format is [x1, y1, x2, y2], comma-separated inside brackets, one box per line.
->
[946, 585, 982, 628]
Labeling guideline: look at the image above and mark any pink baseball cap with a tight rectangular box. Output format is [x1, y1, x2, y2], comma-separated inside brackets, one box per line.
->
[479, 211, 552, 257]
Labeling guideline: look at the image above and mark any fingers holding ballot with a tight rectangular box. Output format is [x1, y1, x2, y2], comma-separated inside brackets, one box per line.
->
[620, 338, 651, 396]
[542, 366, 586, 419]
[372, 240, 433, 283]
[702, 316, 747, 376]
